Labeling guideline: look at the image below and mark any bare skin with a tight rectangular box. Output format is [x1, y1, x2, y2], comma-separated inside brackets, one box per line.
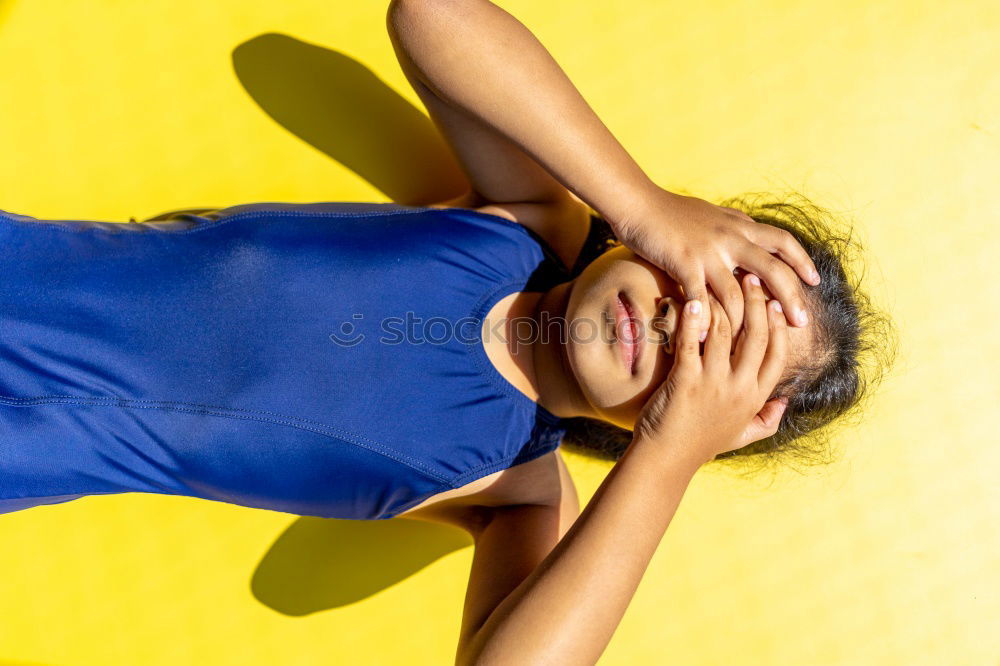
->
[387, 0, 819, 339]
[393, 228, 814, 518]
[385, 1, 815, 663]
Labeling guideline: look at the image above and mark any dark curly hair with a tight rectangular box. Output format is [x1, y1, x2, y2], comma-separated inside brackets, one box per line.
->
[558, 191, 898, 476]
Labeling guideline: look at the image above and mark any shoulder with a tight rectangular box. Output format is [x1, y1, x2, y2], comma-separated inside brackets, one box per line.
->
[427, 192, 593, 272]
[397, 447, 579, 537]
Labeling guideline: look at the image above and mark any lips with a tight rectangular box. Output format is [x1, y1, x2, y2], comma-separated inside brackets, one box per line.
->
[615, 291, 641, 374]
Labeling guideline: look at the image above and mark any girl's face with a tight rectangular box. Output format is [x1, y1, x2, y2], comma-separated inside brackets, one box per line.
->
[564, 245, 809, 430]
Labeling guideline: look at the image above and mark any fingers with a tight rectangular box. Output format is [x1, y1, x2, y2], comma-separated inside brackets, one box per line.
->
[739, 246, 812, 328]
[675, 267, 711, 342]
[751, 224, 821, 287]
[733, 272, 770, 378]
[757, 298, 790, 391]
[706, 267, 745, 340]
[673, 298, 705, 375]
[703, 296, 732, 375]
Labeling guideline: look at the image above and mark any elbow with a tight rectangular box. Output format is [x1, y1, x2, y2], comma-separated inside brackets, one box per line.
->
[455, 624, 497, 666]
[389, 0, 473, 27]
[457, 647, 573, 666]
[454, 643, 480, 666]
[390, 0, 465, 8]
[388, 0, 452, 19]
[455, 629, 552, 666]
[454, 627, 484, 666]
[386, 0, 434, 43]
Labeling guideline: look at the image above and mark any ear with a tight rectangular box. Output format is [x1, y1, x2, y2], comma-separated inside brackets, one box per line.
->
[738, 397, 788, 448]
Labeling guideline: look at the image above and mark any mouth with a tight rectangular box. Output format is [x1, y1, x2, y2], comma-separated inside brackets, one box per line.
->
[614, 291, 641, 375]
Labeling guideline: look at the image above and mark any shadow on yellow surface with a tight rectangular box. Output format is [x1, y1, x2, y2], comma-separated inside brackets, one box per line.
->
[251, 515, 471, 616]
[233, 32, 468, 206]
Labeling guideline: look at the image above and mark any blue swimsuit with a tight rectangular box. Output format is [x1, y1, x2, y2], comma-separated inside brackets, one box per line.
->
[0, 202, 569, 520]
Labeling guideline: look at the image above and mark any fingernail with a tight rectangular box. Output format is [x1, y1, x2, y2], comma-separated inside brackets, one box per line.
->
[797, 308, 809, 325]
[811, 270, 821, 284]
[772, 300, 783, 313]
[688, 300, 701, 314]
[699, 330, 707, 342]
[750, 275, 760, 287]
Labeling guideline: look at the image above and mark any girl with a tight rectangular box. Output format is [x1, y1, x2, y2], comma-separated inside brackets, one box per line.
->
[0, 0, 892, 663]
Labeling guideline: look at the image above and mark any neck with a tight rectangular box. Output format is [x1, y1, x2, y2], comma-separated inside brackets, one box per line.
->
[481, 281, 594, 419]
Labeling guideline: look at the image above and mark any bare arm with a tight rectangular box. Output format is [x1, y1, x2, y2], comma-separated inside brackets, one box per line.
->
[458, 438, 703, 665]
[387, 0, 821, 338]
[457, 276, 791, 664]
[386, 0, 658, 227]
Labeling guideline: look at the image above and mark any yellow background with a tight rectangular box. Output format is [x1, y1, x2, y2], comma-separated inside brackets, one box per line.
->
[1, 0, 997, 664]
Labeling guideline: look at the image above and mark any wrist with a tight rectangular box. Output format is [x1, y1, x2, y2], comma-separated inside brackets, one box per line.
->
[592, 175, 660, 230]
[605, 184, 680, 237]
[626, 434, 709, 476]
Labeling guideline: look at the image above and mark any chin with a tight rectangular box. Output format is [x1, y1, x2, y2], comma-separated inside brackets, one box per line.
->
[566, 338, 644, 428]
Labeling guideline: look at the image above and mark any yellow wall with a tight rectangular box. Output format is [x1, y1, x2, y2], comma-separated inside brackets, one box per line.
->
[1, 1, 996, 664]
